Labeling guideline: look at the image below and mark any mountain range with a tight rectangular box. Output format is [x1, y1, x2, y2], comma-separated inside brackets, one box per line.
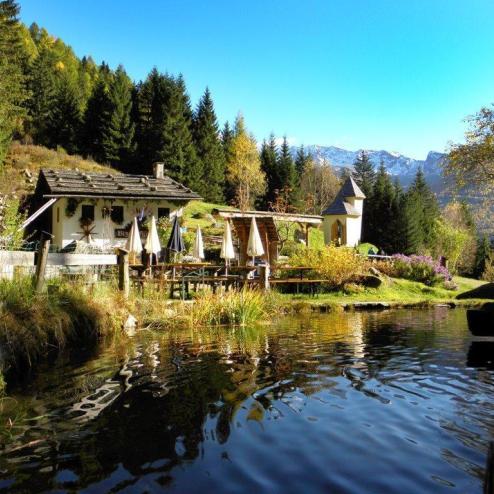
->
[291, 145, 446, 191]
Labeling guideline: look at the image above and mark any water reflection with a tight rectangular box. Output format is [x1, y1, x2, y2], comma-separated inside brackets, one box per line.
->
[0, 308, 493, 493]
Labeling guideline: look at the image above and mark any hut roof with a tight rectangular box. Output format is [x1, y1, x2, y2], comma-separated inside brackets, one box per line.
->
[36, 169, 201, 201]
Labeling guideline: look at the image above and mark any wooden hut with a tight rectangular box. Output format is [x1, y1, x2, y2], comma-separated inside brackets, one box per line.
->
[215, 210, 323, 265]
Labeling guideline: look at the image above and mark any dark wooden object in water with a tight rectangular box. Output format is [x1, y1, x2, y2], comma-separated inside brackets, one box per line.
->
[467, 309, 494, 336]
[485, 442, 494, 494]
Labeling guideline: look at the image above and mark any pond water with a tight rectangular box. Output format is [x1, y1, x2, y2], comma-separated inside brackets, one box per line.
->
[0, 308, 493, 493]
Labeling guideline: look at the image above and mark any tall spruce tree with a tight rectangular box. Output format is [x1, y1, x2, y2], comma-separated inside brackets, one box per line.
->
[101, 65, 135, 170]
[159, 75, 200, 187]
[45, 76, 82, 154]
[277, 136, 297, 202]
[353, 151, 375, 197]
[366, 161, 396, 251]
[295, 145, 311, 177]
[192, 87, 225, 202]
[407, 167, 439, 251]
[221, 121, 235, 202]
[25, 45, 58, 145]
[81, 63, 113, 162]
[0, 0, 27, 164]
[260, 134, 279, 207]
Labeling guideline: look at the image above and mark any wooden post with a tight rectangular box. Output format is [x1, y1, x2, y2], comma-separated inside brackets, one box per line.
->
[260, 265, 270, 291]
[118, 248, 130, 298]
[34, 233, 51, 294]
[485, 442, 494, 494]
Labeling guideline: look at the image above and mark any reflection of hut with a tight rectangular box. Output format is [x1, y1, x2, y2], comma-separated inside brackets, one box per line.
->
[215, 210, 323, 265]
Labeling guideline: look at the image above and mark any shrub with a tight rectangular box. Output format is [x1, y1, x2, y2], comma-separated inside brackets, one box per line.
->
[188, 288, 280, 326]
[288, 244, 368, 289]
[390, 254, 452, 286]
[482, 252, 494, 282]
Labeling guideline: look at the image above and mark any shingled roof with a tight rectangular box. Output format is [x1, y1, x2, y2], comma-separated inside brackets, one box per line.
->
[322, 176, 365, 216]
[36, 169, 201, 201]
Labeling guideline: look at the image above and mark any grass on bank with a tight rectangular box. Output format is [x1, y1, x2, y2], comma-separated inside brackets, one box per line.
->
[279, 276, 487, 306]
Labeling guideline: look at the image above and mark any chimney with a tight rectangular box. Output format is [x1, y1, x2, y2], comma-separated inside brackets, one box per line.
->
[152, 162, 165, 179]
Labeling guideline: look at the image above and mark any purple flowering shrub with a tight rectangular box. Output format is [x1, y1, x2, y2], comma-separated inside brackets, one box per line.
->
[391, 254, 453, 287]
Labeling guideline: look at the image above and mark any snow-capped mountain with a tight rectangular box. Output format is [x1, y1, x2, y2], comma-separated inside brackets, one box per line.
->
[291, 145, 446, 185]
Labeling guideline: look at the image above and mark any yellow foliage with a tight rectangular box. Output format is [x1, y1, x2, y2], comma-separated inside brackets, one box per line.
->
[288, 244, 368, 288]
[55, 60, 65, 71]
[226, 114, 265, 209]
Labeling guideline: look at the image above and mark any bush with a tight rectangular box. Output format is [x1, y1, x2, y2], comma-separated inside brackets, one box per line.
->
[390, 254, 452, 286]
[482, 252, 494, 282]
[288, 244, 368, 289]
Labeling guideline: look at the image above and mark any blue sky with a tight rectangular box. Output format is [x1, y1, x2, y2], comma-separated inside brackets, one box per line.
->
[19, 0, 494, 159]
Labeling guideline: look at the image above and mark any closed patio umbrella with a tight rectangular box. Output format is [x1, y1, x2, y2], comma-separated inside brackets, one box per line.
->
[126, 216, 143, 264]
[220, 220, 235, 271]
[193, 226, 204, 260]
[145, 215, 161, 264]
[167, 215, 185, 256]
[247, 216, 264, 263]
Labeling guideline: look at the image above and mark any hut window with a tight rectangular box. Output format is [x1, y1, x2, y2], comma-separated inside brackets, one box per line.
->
[56, 207, 60, 223]
[81, 204, 95, 222]
[158, 207, 170, 219]
[110, 206, 124, 224]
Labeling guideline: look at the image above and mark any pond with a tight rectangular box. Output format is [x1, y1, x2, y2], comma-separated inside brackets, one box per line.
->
[0, 307, 493, 493]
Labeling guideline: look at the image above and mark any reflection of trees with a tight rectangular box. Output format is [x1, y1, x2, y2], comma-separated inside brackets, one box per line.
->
[4, 308, 480, 492]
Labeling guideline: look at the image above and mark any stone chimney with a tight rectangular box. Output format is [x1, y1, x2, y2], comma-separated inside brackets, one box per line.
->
[152, 162, 165, 179]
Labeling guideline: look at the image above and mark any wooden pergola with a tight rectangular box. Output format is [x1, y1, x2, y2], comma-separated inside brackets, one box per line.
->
[214, 210, 323, 265]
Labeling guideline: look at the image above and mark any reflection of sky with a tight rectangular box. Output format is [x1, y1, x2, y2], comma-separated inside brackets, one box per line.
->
[1, 308, 493, 493]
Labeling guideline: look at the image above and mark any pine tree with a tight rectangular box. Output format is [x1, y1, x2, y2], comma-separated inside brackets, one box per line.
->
[260, 134, 278, 207]
[101, 65, 135, 170]
[25, 45, 58, 145]
[407, 167, 440, 251]
[159, 75, 199, 187]
[81, 64, 113, 162]
[295, 145, 311, 177]
[45, 76, 82, 154]
[0, 0, 27, 164]
[277, 136, 297, 202]
[366, 161, 396, 251]
[192, 87, 225, 202]
[353, 151, 375, 197]
[221, 121, 235, 202]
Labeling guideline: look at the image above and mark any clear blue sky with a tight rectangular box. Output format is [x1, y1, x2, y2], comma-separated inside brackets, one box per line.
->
[19, 0, 494, 159]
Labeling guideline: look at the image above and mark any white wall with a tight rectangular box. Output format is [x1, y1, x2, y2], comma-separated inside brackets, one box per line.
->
[322, 213, 362, 247]
[51, 197, 180, 249]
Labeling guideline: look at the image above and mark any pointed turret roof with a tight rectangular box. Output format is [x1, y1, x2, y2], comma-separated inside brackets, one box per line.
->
[322, 176, 365, 216]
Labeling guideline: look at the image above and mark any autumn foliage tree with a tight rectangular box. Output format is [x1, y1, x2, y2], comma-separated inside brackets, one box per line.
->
[226, 114, 265, 210]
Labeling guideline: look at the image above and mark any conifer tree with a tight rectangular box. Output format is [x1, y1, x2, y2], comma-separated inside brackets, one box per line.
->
[221, 121, 235, 202]
[44, 76, 82, 154]
[192, 87, 225, 202]
[353, 151, 375, 197]
[0, 0, 27, 164]
[101, 65, 135, 170]
[260, 134, 279, 207]
[295, 145, 311, 178]
[81, 64, 113, 162]
[366, 161, 396, 251]
[277, 136, 297, 202]
[407, 167, 439, 250]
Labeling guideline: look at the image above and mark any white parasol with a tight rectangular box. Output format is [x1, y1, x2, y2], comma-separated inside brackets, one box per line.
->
[126, 216, 143, 263]
[247, 216, 264, 263]
[193, 226, 204, 260]
[145, 215, 161, 263]
[220, 220, 235, 262]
